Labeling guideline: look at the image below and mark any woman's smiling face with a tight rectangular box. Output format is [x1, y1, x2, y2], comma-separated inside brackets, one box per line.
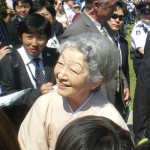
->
[54, 48, 94, 102]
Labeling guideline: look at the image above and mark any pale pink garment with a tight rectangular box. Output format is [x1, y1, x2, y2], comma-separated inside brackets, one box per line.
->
[18, 90, 128, 150]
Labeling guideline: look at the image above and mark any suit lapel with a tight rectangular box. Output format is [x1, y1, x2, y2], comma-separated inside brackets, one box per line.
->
[103, 22, 116, 45]
[16, 51, 34, 88]
[81, 12, 101, 33]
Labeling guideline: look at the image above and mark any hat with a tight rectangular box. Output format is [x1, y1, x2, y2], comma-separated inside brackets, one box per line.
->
[73, 3, 80, 8]
[137, 2, 150, 14]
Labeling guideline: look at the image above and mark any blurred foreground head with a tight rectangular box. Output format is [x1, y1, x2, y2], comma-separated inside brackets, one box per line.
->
[55, 115, 134, 150]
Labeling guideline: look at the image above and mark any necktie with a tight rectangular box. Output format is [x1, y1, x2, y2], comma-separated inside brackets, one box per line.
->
[33, 58, 45, 88]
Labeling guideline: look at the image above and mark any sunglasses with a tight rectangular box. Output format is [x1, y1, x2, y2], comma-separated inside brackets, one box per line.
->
[111, 13, 125, 21]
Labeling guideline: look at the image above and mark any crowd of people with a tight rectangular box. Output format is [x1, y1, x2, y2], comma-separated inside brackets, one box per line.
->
[0, 0, 150, 149]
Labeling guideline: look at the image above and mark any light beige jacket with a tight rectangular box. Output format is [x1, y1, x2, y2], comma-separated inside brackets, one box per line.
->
[18, 90, 128, 150]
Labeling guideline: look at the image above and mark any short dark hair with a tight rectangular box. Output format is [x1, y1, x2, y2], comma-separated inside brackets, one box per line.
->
[18, 14, 52, 40]
[116, 0, 128, 17]
[0, 109, 20, 150]
[55, 116, 134, 150]
[29, 1, 56, 18]
[13, 0, 33, 10]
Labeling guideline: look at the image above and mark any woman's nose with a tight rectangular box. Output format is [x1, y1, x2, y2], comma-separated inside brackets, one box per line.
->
[57, 67, 68, 79]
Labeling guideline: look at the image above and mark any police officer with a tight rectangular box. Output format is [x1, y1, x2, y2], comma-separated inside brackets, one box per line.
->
[131, 2, 150, 77]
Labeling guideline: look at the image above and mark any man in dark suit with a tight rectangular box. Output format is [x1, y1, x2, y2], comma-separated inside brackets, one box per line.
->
[7, 0, 32, 47]
[106, 0, 130, 119]
[0, 14, 59, 129]
[133, 31, 150, 144]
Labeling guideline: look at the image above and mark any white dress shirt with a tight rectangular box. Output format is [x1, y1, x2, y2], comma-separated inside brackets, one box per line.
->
[17, 46, 44, 89]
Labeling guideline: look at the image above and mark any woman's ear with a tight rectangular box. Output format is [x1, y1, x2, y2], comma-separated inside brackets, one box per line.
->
[90, 76, 104, 90]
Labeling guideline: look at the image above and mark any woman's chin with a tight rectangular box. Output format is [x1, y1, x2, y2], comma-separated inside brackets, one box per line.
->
[57, 89, 68, 97]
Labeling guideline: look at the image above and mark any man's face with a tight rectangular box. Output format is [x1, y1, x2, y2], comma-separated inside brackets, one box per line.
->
[140, 13, 150, 23]
[67, 0, 74, 8]
[107, 6, 125, 33]
[35, 7, 54, 25]
[15, 1, 30, 18]
[21, 33, 48, 57]
[94, 0, 117, 22]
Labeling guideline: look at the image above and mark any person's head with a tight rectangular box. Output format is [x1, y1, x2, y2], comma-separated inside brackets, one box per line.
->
[107, 0, 128, 35]
[65, 0, 75, 8]
[84, 0, 117, 22]
[55, 116, 134, 150]
[29, 1, 56, 26]
[137, 2, 150, 23]
[18, 13, 52, 57]
[0, 109, 20, 150]
[54, 33, 119, 101]
[13, 0, 32, 18]
[73, 3, 81, 12]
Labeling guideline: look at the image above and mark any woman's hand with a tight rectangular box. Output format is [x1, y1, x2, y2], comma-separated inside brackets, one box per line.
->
[0, 45, 12, 60]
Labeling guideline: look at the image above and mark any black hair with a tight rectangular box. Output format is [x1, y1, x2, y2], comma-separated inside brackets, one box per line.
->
[29, 1, 56, 18]
[18, 13, 52, 40]
[13, 0, 32, 10]
[0, 109, 20, 150]
[55, 116, 134, 150]
[116, 0, 128, 18]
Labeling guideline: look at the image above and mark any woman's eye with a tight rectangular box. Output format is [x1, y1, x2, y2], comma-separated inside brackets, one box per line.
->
[69, 68, 78, 75]
[57, 61, 64, 66]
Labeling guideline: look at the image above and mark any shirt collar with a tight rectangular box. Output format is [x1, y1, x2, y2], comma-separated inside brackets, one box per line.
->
[17, 46, 42, 65]
[114, 33, 120, 42]
[84, 10, 102, 31]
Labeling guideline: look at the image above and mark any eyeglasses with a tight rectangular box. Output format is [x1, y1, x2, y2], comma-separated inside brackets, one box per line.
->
[111, 13, 125, 21]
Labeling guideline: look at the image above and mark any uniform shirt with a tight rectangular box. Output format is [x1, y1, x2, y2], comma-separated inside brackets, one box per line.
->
[18, 90, 128, 150]
[131, 20, 150, 50]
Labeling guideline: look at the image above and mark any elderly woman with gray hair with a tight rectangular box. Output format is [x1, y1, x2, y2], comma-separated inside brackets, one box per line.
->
[18, 33, 129, 150]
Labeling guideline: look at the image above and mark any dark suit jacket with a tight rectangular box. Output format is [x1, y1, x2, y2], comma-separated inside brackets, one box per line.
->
[103, 22, 129, 84]
[101, 23, 128, 117]
[133, 31, 150, 141]
[0, 47, 59, 129]
[0, 18, 9, 46]
[7, 17, 22, 46]
[120, 37, 129, 85]
[54, 20, 64, 42]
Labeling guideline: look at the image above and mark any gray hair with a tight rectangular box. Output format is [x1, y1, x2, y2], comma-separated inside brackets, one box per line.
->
[85, 0, 108, 8]
[59, 33, 119, 84]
